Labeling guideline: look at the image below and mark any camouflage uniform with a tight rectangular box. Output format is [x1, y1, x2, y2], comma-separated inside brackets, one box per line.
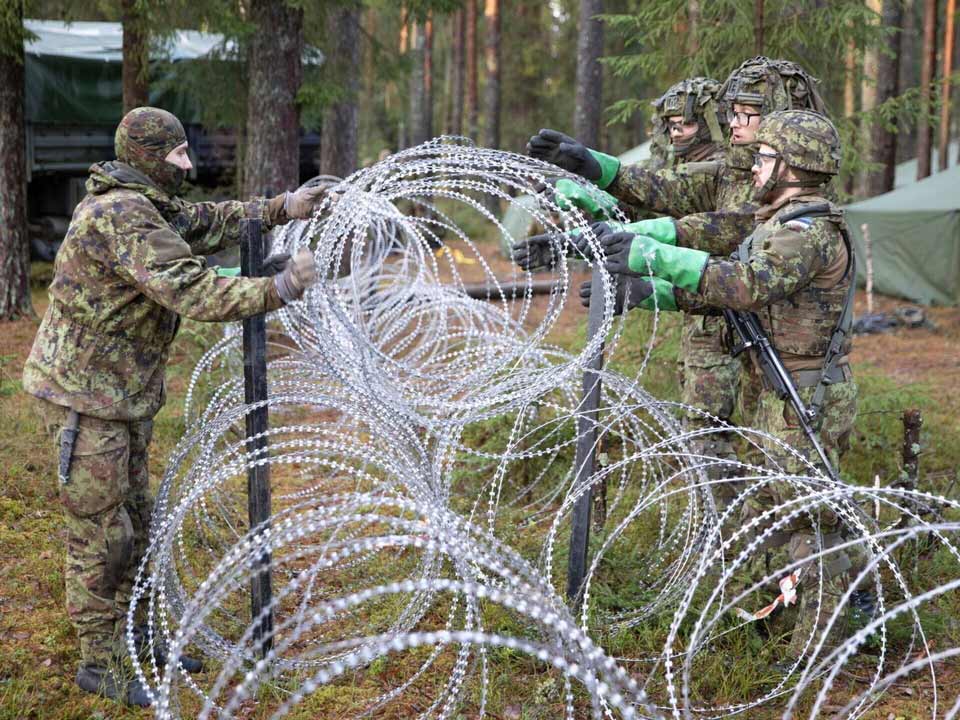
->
[676, 111, 858, 659]
[23, 107, 291, 669]
[605, 59, 827, 516]
[606, 114, 758, 505]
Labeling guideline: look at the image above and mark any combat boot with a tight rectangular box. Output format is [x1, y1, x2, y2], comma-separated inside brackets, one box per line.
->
[132, 624, 204, 673]
[75, 665, 153, 707]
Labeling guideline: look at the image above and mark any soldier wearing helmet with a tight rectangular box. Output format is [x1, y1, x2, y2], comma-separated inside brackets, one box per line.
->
[589, 110, 861, 664]
[653, 76, 728, 163]
[524, 58, 828, 528]
[23, 106, 332, 706]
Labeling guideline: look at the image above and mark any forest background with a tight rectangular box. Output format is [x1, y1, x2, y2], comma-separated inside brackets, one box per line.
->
[1, 0, 959, 320]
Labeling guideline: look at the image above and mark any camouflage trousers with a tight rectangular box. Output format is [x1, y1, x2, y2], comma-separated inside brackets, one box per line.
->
[34, 398, 154, 668]
[679, 313, 751, 514]
[740, 377, 859, 658]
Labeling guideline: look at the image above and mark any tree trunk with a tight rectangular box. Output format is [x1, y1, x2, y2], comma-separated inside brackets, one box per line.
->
[0, 3, 32, 320]
[864, 0, 903, 196]
[466, 0, 479, 141]
[121, 0, 149, 112]
[397, 12, 409, 150]
[320, 3, 360, 179]
[687, 0, 700, 55]
[856, 0, 882, 198]
[244, 0, 303, 197]
[483, 0, 501, 151]
[408, 21, 429, 146]
[898, 0, 918, 162]
[917, 0, 937, 180]
[424, 12, 434, 139]
[573, 0, 604, 148]
[451, 9, 465, 136]
[754, 0, 764, 56]
[938, 0, 956, 170]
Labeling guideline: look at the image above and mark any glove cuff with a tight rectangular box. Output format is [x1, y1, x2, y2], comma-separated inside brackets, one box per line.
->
[628, 217, 677, 245]
[274, 271, 300, 304]
[554, 179, 619, 219]
[637, 278, 679, 311]
[588, 150, 620, 190]
[627, 238, 708, 293]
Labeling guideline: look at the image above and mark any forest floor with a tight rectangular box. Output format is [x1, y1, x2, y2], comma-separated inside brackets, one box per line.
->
[1, 246, 958, 719]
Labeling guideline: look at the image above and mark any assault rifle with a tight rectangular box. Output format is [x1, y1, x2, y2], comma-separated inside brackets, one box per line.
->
[723, 308, 839, 482]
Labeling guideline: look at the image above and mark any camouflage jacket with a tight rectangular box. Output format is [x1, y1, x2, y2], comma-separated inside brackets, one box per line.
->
[677, 192, 853, 373]
[607, 144, 758, 255]
[23, 161, 290, 421]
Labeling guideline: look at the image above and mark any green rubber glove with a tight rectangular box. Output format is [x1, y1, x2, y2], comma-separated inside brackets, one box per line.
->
[631, 276, 678, 311]
[552, 179, 619, 219]
[625, 236, 708, 293]
[588, 149, 621, 190]
[622, 217, 677, 246]
[215, 266, 241, 278]
[578, 275, 677, 313]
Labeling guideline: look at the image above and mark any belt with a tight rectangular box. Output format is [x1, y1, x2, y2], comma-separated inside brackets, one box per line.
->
[793, 363, 852, 389]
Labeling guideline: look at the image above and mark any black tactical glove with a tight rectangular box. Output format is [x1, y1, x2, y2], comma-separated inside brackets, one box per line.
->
[511, 232, 559, 271]
[590, 221, 635, 275]
[261, 252, 291, 276]
[579, 276, 657, 315]
[527, 129, 602, 182]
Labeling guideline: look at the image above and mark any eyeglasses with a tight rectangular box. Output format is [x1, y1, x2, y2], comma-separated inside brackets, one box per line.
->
[667, 120, 697, 133]
[752, 150, 780, 167]
[728, 109, 762, 126]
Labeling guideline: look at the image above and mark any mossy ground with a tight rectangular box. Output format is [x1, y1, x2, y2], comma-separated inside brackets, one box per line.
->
[1, 249, 958, 718]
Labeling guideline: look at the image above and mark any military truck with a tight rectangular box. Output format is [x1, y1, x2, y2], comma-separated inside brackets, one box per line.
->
[25, 19, 321, 259]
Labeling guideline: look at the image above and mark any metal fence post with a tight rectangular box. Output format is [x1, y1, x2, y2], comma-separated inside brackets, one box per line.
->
[566, 266, 606, 606]
[241, 217, 273, 657]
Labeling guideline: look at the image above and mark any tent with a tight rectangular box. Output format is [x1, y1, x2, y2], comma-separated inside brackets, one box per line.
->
[894, 141, 958, 189]
[845, 164, 960, 306]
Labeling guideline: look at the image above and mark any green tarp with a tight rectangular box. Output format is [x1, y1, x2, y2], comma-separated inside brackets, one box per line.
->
[845, 165, 960, 306]
[24, 20, 227, 124]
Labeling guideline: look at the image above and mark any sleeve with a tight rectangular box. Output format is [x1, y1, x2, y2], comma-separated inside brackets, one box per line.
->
[112, 197, 285, 321]
[604, 161, 723, 218]
[693, 220, 837, 312]
[673, 288, 722, 315]
[674, 210, 757, 255]
[178, 193, 290, 255]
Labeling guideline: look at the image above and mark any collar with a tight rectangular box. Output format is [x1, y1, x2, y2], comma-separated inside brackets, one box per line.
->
[754, 189, 823, 222]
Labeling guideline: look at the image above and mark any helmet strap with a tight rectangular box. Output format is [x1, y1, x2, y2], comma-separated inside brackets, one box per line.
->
[754, 155, 784, 202]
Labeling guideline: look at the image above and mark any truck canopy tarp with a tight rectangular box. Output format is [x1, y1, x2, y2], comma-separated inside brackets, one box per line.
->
[24, 20, 235, 124]
[25, 20, 321, 126]
[844, 164, 960, 306]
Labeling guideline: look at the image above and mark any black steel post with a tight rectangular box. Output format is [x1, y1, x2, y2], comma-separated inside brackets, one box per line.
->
[566, 267, 606, 606]
[241, 217, 273, 656]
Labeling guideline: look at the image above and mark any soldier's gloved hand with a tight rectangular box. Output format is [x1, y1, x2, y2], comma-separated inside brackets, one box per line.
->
[578, 275, 678, 313]
[261, 252, 291, 276]
[274, 248, 317, 302]
[527, 129, 621, 189]
[511, 232, 559, 271]
[624, 217, 678, 245]
[598, 222, 709, 292]
[549, 178, 619, 220]
[591, 221, 637, 273]
[284, 186, 327, 220]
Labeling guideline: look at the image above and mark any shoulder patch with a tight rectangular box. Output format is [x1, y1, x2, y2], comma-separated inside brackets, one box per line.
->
[783, 217, 814, 231]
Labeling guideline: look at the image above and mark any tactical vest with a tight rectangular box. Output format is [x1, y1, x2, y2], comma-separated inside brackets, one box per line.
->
[737, 199, 855, 362]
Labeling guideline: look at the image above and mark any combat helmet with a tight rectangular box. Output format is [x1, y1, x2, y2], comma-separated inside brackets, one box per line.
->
[652, 76, 727, 154]
[753, 110, 840, 200]
[721, 56, 826, 116]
